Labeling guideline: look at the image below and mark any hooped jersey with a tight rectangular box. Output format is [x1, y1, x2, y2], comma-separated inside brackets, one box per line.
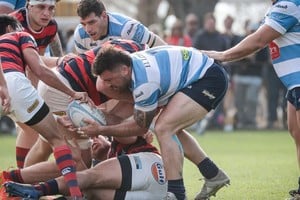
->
[0, 32, 37, 74]
[74, 12, 151, 53]
[58, 39, 145, 105]
[10, 8, 57, 51]
[265, 0, 300, 89]
[130, 45, 215, 112]
[108, 136, 160, 158]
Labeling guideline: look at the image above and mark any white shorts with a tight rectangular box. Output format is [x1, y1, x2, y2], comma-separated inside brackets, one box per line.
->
[5, 72, 45, 123]
[117, 152, 167, 200]
[37, 69, 71, 113]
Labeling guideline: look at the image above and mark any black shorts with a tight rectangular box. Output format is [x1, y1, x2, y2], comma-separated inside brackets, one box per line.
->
[286, 87, 300, 110]
[180, 62, 229, 112]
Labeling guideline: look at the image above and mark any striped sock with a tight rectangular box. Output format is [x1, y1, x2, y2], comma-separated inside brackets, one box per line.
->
[53, 145, 82, 198]
[16, 147, 30, 169]
[3, 169, 24, 183]
[34, 179, 58, 196]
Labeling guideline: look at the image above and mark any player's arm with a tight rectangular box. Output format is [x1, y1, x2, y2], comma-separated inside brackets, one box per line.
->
[41, 53, 77, 68]
[147, 31, 167, 48]
[203, 24, 281, 62]
[49, 33, 64, 57]
[23, 47, 89, 101]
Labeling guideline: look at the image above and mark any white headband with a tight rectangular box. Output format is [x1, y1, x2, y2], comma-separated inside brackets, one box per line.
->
[29, 0, 56, 6]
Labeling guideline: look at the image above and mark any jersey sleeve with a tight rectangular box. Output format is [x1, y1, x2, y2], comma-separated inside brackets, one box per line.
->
[133, 82, 160, 112]
[74, 24, 90, 53]
[18, 32, 38, 51]
[120, 19, 151, 45]
[265, 1, 299, 34]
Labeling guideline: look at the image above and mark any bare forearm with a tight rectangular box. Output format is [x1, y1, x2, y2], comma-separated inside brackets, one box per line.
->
[40, 67, 75, 97]
[49, 34, 64, 57]
[222, 34, 265, 62]
[98, 119, 148, 137]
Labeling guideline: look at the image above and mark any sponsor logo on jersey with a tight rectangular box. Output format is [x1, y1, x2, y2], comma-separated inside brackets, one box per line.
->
[151, 162, 166, 185]
[275, 4, 288, 9]
[269, 41, 280, 60]
[27, 99, 39, 113]
[202, 90, 216, 100]
[135, 91, 144, 99]
[127, 23, 134, 35]
[181, 49, 190, 60]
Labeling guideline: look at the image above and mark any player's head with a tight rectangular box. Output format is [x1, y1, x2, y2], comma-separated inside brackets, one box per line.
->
[77, 0, 106, 19]
[93, 46, 132, 93]
[0, 15, 23, 35]
[77, 0, 108, 40]
[77, 0, 108, 41]
[26, 0, 59, 28]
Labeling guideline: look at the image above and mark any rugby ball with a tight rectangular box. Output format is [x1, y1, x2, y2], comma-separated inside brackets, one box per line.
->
[67, 100, 106, 127]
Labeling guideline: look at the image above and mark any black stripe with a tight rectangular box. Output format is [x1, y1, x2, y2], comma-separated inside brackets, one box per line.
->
[25, 103, 49, 126]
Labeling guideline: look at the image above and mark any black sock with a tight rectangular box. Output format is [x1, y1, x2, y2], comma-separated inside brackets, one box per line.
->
[168, 179, 186, 200]
[34, 179, 59, 196]
[198, 157, 219, 179]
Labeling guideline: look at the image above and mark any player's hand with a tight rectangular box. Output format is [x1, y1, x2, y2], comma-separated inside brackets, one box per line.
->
[201, 50, 225, 62]
[70, 91, 94, 106]
[144, 130, 154, 144]
[57, 115, 77, 132]
[0, 86, 11, 115]
[76, 118, 103, 137]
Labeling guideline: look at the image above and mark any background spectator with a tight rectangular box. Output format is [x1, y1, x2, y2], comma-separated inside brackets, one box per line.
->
[165, 19, 192, 46]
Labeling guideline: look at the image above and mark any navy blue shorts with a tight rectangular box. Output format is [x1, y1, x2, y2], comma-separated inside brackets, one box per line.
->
[286, 87, 300, 110]
[180, 62, 229, 112]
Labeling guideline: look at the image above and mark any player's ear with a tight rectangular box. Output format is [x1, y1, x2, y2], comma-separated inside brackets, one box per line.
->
[6, 25, 14, 33]
[120, 65, 130, 76]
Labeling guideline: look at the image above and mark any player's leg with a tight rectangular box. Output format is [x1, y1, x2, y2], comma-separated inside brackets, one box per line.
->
[6, 72, 82, 198]
[155, 92, 208, 200]
[24, 136, 52, 167]
[5, 155, 122, 198]
[155, 64, 229, 200]
[286, 88, 300, 198]
[15, 123, 39, 168]
[177, 129, 230, 199]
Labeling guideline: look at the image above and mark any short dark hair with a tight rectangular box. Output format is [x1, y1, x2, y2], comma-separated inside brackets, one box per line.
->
[92, 46, 132, 76]
[0, 15, 21, 35]
[77, 0, 106, 18]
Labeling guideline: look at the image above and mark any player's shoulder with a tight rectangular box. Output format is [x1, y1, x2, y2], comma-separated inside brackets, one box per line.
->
[74, 24, 90, 40]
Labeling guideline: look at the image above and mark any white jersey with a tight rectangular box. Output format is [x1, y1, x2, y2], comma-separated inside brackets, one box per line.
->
[131, 46, 215, 112]
[264, 0, 300, 89]
[74, 12, 151, 53]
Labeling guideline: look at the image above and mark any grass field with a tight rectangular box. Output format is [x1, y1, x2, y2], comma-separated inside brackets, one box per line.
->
[0, 130, 297, 200]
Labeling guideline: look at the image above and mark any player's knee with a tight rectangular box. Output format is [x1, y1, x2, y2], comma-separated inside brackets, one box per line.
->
[154, 122, 178, 140]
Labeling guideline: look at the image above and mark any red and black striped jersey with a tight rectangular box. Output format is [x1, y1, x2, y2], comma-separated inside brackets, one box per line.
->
[108, 136, 160, 158]
[10, 8, 57, 51]
[58, 39, 145, 105]
[0, 32, 37, 74]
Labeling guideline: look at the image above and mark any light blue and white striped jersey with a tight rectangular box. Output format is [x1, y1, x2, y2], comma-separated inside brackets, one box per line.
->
[265, 0, 300, 89]
[130, 46, 214, 112]
[74, 12, 151, 53]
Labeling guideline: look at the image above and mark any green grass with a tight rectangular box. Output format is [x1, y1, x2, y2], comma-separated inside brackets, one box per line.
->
[0, 130, 297, 200]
